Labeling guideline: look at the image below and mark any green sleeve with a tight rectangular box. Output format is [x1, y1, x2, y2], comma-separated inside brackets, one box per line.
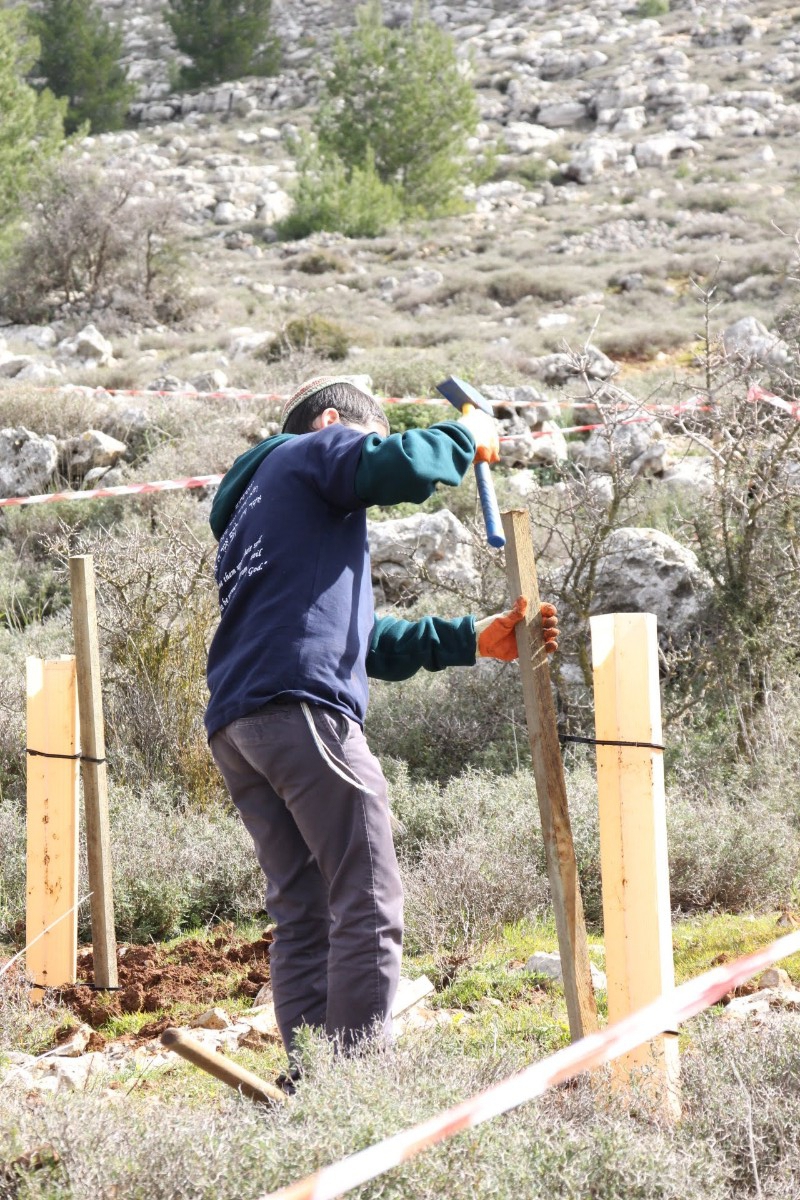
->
[355, 421, 475, 507]
[366, 614, 477, 681]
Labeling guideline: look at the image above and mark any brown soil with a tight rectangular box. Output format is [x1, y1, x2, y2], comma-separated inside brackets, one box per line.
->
[57, 928, 273, 1034]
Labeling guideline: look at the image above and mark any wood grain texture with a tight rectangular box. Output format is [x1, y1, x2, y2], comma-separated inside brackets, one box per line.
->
[591, 612, 681, 1118]
[502, 509, 598, 1041]
[26, 657, 80, 994]
[70, 555, 118, 989]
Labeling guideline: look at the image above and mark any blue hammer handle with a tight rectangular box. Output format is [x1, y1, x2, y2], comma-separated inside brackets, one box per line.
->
[474, 459, 505, 548]
[436, 376, 506, 549]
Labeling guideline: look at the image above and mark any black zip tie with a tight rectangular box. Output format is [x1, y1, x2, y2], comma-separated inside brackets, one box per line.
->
[25, 980, 123, 992]
[559, 735, 665, 752]
[27, 748, 80, 761]
[27, 748, 107, 765]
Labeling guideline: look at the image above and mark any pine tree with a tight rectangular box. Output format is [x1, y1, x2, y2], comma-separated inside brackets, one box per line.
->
[28, 0, 135, 135]
[315, 2, 479, 217]
[165, 0, 280, 89]
[0, 9, 65, 221]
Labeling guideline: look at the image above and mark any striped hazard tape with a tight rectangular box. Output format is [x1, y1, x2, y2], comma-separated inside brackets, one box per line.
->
[257, 929, 800, 1200]
[0, 387, 787, 512]
[0, 475, 222, 509]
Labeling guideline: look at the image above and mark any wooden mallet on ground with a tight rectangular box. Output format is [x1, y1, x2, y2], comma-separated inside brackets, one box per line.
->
[161, 1028, 288, 1105]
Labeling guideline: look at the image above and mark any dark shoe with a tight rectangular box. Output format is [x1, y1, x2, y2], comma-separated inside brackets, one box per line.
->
[274, 1065, 302, 1096]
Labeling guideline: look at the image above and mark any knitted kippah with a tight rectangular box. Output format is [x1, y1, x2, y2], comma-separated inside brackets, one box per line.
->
[280, 376, 375, 432]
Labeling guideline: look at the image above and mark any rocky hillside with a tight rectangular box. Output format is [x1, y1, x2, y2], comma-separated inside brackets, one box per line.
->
[0, 0, 791, 405]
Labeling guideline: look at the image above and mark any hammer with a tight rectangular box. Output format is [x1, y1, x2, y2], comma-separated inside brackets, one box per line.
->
[437, 376, 505, 548]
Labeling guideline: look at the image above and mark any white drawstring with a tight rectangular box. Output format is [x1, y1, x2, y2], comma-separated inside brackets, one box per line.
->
[300, 702, 377, 796]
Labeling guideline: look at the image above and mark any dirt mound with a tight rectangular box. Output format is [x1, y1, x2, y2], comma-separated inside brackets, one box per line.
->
[58, 929, 273, 1031]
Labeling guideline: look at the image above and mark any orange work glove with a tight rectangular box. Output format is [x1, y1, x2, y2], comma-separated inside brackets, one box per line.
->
[457, 408, 500, 465]
[476, 597, 559, 659]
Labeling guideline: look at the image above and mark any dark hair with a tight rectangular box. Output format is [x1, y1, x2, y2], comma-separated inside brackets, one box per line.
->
[283, 382, 389, 435]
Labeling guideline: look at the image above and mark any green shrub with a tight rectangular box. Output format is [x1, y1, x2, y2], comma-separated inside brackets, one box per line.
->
[0, 9, 65, 220]
[0, 786, 263, 943]
[314, 1, 479, 217]
[636, 0, 669, 14]
[107, 787, 263, 941]
[165, 0, 280, 89]
[292, 250, 349, 275]
[27, 0, 134, 135]
[263, 314, 351, 362]
[383, 402, 443, 433]
[279, 140, 403, 240]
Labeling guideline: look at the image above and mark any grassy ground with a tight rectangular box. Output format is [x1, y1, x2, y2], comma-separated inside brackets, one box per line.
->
[3, 913, 800, 1199]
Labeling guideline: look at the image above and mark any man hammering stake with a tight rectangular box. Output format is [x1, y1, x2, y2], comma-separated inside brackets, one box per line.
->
[204, 376, 559, 1089]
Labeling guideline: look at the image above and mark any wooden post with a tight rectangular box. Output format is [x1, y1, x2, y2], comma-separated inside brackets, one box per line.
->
[70, 555, 118, 990]
[501, 509, 599, 1041]
[26, 656, 80, 995]
[590, 613, 681, 1118]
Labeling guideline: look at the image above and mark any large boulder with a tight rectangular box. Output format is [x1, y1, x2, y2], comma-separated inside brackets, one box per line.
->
[56, 324, 114, 368]
[571, 418, 664, 474]
[368, 510, 478, 602]
[0, 427, 59, 498]
[61, 430, 128, 478]
[722, 316, 789, 368]
[590, 527, 711, 642]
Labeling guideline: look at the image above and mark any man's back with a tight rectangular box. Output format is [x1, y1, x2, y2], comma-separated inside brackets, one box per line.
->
[205, 424, 374, 738]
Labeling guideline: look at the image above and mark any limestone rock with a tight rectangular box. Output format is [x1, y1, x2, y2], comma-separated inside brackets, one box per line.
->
[591, 527, 712, 642]
[567, 138, 622, 183]
[190, 1007, 232, 1031]
[634, 133, 702, 168]
[57, 324, 114, 368]
[722, 316, 789, 368]
[572, 417, 663, 474]
[0, 355, 36, 378]
[62, 430, 128, 477]
[191, 369, 229, 393]
[0, 427, 58, 498]
[368, 510, 478, 601]
[524, 950, 607, 991]
[500, 424, 568, 468]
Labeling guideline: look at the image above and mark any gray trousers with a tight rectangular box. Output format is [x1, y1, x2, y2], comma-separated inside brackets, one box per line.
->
[210, 701, 403, 1055]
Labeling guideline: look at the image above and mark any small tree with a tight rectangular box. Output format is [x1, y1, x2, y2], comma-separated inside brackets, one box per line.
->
[27, 0, 134, 135]
[0, 159, 191, 325]
[279, 136, 403, 240]
[165, 0, 280, 89]
[0, 9, 65, 221]
[315, 1, 479, 217]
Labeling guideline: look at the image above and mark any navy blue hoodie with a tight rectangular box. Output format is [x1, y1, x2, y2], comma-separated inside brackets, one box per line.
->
[205, 421, 479, 738]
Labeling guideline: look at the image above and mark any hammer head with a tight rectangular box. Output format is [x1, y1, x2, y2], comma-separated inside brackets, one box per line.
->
[436, 376, 494, 417]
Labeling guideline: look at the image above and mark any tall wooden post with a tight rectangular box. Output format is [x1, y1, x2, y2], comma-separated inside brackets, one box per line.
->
[26, 656, 80, 995]
[590, 613, 681, 1118]
[70, 555, 118, 989]
[502, 509, 598, 1041]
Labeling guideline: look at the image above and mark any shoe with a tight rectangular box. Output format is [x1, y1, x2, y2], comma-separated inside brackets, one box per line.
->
[274, 1065, 302, 1096]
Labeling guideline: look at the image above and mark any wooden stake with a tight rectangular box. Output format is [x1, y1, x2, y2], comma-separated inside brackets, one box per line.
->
[70, 555, 118, 990]
[26, 657, 80, 995]
[590, 613, 681, 1118]
[501, 509, 599, 1041]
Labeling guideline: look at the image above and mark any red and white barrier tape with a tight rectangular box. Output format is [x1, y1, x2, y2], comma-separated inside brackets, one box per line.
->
[257, 929, 800, 1200]
[0, 475, 222, 509]
[0, 387, 790, 512]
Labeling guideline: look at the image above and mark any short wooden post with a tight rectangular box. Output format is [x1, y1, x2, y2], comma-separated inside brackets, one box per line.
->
[70, 555, 118, 989]
[590, 613, 681, 1118]
[26, 656, 80, 995]
[502, 509, 599, 1041]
